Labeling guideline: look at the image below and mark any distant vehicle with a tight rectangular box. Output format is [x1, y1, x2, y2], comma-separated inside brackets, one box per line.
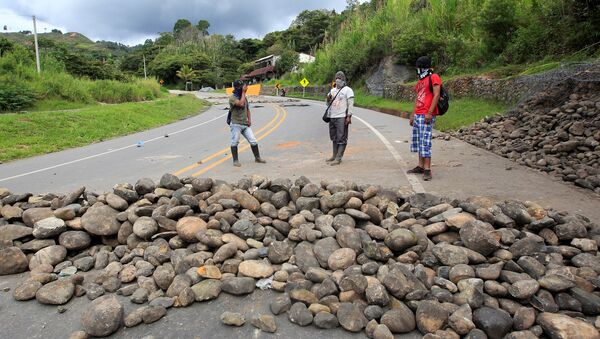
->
[199, 87, 215, 92]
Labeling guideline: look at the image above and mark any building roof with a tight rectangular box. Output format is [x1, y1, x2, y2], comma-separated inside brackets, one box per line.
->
[244, 65, 275, 78]
[254, 55, 276, 63]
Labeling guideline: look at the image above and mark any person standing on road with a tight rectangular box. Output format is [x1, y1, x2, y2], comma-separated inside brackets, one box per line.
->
[325, 71, 355, 166]
[407, 56, 441, 181]
[229, 80, 266, 167]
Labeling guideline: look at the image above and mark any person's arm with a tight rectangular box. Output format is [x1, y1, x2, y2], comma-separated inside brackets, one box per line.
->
[345, 90, 355, 124]
[234, 85, 248, 107]
[247, 107, 251, 127]
[426, 85, 441, 124]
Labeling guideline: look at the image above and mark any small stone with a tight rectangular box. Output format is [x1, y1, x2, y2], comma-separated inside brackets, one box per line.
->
[251, 314, 277, 333]
[13, 279, 42, 301]
[0, 247, 29, 275]
[81, 296, 123, 337]
[328, 248, 356, 271]
[270, 294, 292, 315]
[221, 277, 255, 295]
[314, 311, 339, 329]
[288, 302, 313, 326]
[191, 280, 222, 301]
[220, 311, 245, 326]
[33, 217, 67, 239]
[473, 306, 513, 339]
[373, 324, 394, 339]
[36, 279, 75, 305]
[416, 300, 450, 334]
[537, 312, 600, 339]
[380, 302, 416, 333]
[337, 302, 368, 332]
[142, 306, 167, 324]
[238, 260, 274, 279]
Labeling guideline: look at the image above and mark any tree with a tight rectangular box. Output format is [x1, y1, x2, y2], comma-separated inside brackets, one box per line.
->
[156, 32, 175, 46]
[478, 0, 517, 55]
[0, 38, 14, 57]
[197, 20, 210, 36]
[173, 19, 192, 34]
[275, 50, 299, 75]
[176, 64, 199, 83]
[51, 29, 62, 34]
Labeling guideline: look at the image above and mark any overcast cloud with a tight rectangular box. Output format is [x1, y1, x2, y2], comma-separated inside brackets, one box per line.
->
[0, 0, 351, 45]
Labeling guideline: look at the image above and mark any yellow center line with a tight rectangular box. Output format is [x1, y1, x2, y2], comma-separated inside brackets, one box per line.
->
[172, 105, 281, 176]
[191, 104, 287, 177]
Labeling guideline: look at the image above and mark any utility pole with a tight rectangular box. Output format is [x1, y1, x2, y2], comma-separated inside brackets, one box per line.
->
[143, 54, 147, 79]
[32, 15, 41, 74]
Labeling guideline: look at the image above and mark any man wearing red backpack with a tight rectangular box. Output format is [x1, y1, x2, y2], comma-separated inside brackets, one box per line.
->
[407, 56, 441, 181]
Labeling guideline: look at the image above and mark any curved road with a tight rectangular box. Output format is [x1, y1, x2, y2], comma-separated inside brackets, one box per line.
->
[0, 91, 598, 222]
[0, 91, 599, 338]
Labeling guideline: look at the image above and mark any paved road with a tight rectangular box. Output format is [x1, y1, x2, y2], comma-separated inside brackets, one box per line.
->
[0, 91, 599, 338]
[1, 91, 598, 222]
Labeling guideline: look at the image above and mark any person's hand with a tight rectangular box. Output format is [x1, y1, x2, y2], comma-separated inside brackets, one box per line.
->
[425, 113, 433, 125]
[346, 116, 352, 125]
[409, 116, 414, 126]
[242, 84, 248, 93]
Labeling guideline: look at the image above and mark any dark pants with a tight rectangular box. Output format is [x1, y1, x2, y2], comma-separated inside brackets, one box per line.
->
[329, 118, 349, 145]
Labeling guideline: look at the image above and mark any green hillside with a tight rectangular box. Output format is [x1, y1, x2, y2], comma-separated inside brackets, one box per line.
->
[302, 0, 600, 84]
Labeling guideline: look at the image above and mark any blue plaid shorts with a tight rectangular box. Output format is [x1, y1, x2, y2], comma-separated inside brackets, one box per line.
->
[411, 114, 436, 158]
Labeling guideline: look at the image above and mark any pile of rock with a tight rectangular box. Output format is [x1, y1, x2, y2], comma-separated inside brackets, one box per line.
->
[453, 80, 600, 194]
[1, 174, 600, 338]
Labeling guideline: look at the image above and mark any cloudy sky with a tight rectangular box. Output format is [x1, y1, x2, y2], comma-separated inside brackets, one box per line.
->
[0, 0, 351, 45]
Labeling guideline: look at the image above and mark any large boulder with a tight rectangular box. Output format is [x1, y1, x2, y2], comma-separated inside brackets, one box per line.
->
[0, 247, 28, 275]
[81, 295, 124, 337]
[81, 205, 120, 236]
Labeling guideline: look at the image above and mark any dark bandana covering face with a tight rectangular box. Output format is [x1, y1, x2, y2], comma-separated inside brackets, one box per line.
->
[233, 86, 243, 99]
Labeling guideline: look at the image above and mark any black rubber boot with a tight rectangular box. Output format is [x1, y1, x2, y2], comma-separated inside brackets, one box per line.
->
[326, 143, 338, 162]
[251, 145, 266, 164]
[330, 144, 347, 166]
[231, 146, 241, 167]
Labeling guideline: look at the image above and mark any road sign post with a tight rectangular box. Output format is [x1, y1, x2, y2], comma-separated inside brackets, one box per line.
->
[300, 78, 310, 98]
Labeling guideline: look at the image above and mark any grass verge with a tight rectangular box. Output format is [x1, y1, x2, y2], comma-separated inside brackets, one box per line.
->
[0, 94, 208, 162]
[286, 92, 508, 132]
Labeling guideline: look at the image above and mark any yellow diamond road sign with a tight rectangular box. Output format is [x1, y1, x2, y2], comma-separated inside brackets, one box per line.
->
[300, 78, 310, 87]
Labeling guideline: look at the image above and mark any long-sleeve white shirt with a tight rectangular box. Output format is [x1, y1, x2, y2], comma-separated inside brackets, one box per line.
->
[327, 86, 355, 118]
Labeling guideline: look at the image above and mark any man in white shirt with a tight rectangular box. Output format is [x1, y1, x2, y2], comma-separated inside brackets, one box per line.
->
[325, 71, 355, 166]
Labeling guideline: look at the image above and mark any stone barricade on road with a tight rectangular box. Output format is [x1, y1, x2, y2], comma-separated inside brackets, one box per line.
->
[0, 175, 600, 338]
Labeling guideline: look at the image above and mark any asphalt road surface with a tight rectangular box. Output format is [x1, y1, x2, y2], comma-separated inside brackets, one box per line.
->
[0, 91, 599, 338]
[1, 91, 598, 222]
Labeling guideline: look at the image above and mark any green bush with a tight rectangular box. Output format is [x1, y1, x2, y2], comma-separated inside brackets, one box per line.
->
[0, 82, 38, 111]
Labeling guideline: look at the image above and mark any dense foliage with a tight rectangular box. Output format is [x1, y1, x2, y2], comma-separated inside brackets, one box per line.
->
[0, 42, 161, 111]
[303, 0, 600, 84]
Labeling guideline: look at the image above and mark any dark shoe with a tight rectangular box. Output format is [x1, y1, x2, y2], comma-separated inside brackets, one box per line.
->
[423, 170, 432, 181]
[326, 143, 339, 162]
[407, 166, 425, 174]
[330, 144, 346, 166]
[231, 146, 241, 167]
[251, 145, 266, 164]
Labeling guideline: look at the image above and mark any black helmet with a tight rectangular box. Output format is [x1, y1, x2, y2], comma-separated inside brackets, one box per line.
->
[416, 56, 432, 68]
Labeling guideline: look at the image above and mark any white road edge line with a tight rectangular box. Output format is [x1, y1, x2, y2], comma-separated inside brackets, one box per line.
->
[353, 116, 426, 194]
[311, 102, 425, 193]
[0, 113, 227, 183]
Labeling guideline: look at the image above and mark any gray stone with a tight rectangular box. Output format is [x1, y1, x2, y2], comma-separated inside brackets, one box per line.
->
[473, 306, 513, 339]
[81, 205, 120, 236]
[0, 247, 28, 275]
[81, 295, 124, 337]
[33, 217, 66, 239]
[288, 302, 313, 326]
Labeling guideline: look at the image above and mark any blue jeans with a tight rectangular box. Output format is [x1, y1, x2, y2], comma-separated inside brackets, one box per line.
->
[230, 124, 258, 147]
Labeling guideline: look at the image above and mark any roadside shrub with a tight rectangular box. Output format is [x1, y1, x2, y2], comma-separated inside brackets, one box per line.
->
[0, 83, 38, 111]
